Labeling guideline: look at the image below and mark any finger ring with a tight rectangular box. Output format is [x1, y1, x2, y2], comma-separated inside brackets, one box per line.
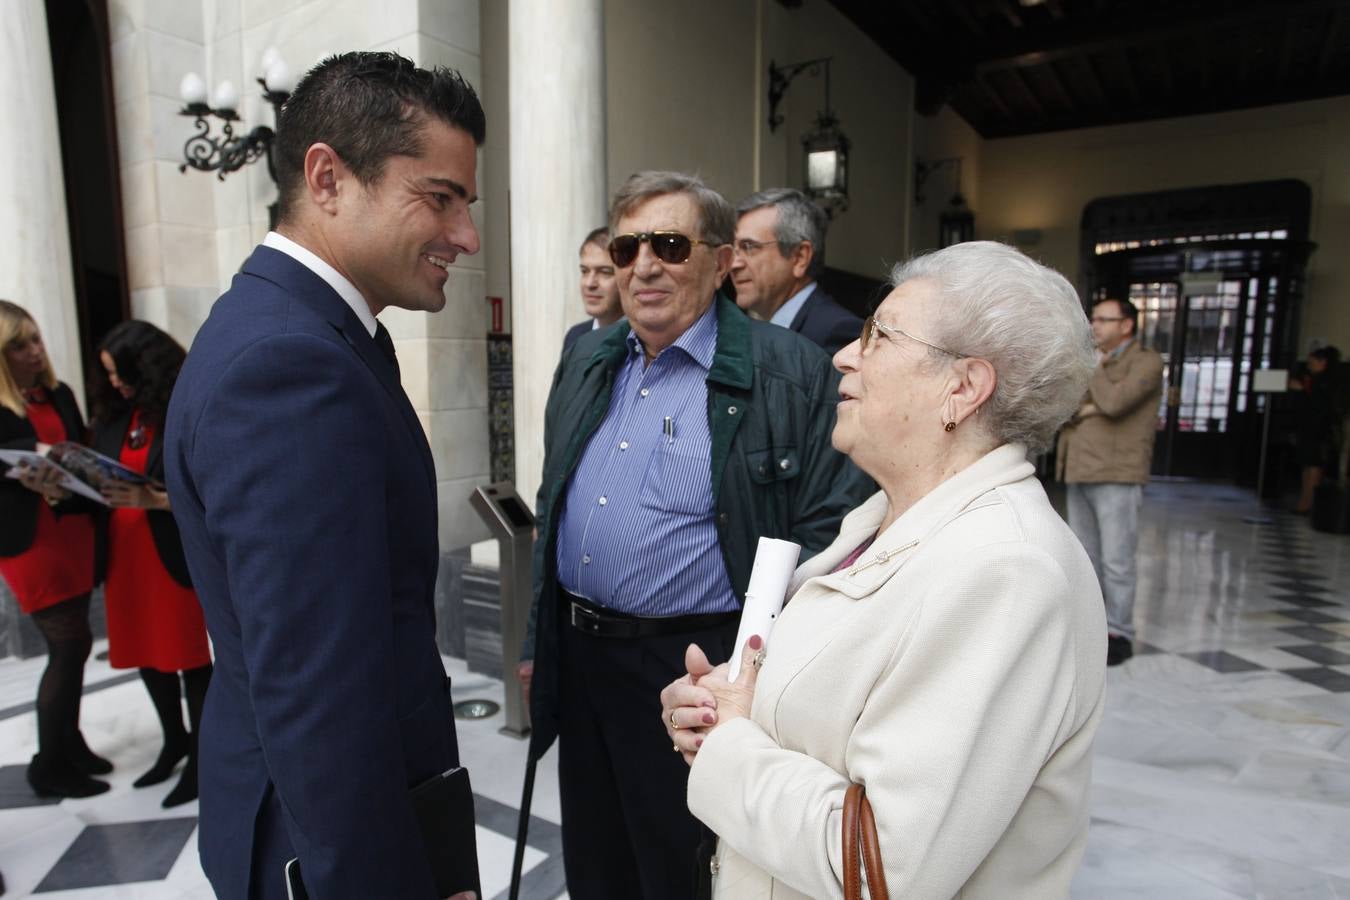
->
[669, 710, 679, 730]
[751, 649, 767, 669]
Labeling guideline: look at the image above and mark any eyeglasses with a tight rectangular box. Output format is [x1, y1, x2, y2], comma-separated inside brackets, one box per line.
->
[733, 238, 774, 256]
[1089, 315, 1126, 324]
[608, 231, 715, 268]
[861, 315, 964, 358]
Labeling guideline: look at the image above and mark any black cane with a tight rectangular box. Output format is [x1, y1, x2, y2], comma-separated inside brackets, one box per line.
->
[508, 753, 538, 900]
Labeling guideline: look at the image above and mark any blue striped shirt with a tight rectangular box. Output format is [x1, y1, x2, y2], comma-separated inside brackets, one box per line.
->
[555, 303, 738, 616]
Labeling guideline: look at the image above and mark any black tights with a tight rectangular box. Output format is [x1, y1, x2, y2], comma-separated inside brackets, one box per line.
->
[29, 593, 93, 761]
[140, 663, 212, 742]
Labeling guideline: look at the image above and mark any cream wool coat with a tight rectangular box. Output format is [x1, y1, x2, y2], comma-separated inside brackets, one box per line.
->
[687, 444, 1106, 900]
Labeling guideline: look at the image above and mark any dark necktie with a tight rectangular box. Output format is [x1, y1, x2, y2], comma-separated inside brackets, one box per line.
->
[373, 322, 400, 377]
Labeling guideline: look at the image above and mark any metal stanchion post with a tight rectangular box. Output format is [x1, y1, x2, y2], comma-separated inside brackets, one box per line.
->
[467, 483, 538, 899]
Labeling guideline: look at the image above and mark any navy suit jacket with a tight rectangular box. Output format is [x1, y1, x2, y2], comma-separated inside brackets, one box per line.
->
[788, 286, 863, 357]
[165, 247, 458, 899]
[562, 319, 591, 353]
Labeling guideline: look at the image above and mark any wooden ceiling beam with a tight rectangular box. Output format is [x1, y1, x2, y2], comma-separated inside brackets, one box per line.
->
[947, 0, 986, 38]
[995, 0, 1024, 30]
[1319, 7, 1345, 76]
[1076, 53, 1111, 108]
[1277, 16, 1298, 83]
[969, 73, 1350, 137]
[975, 72, 1015, 121]
[1039, 60, 1078, 113]
[1117, 47, 1142, 109]
[1008, 67, 1047, 119]
[971, 0, 1347, 74]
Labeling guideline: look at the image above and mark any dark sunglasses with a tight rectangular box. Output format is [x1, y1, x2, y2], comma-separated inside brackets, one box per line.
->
[608, 231, 715, 268]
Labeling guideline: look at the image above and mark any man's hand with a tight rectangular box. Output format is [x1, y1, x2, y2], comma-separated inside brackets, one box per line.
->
[516, 660, 533, 709]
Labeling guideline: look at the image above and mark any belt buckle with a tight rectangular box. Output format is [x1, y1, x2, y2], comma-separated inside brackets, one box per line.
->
[570, 601, 602, 634]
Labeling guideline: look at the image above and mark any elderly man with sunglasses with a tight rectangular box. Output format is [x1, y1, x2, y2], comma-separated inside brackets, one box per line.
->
[521, 170, 871, 900]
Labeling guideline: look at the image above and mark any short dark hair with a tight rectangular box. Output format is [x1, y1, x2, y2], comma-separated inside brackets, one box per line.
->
[580, 227, 610, 255]
[736, 187, 828, 278]
[1094, 296, 1139, 335]
[273, 51, 486, 224]
[92, 320, 187, 430]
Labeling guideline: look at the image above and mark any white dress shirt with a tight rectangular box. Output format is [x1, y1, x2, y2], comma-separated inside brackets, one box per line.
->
[262, 231, 377, 337]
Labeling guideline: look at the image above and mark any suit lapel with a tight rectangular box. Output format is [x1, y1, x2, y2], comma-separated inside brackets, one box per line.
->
[241, 247, 437, 490]
[787, 285, 819, 334]
[338, 319, 437, 489]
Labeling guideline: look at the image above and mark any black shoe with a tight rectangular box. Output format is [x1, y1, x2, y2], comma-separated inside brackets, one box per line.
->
[134, 737, 188, 788]
[67, 731, 113, 776]
[161, 753, 197, 808]
[1107, 635, 1134, 666]
[26, 753, 110, 799]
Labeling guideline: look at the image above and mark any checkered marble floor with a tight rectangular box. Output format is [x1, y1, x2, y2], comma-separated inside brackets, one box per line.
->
[1, 480, 1349, 898]
[0, 654, 567, 899]
[1074, 481, 1350, 899]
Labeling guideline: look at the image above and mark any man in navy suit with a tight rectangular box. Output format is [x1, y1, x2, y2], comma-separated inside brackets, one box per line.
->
[562, 226, 623, 353]
[164, 52, 483, 899]
[730, 188, 862, 355]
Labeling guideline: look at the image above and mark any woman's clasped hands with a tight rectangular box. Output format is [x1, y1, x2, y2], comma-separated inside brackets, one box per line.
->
[660, 634, 764, 766]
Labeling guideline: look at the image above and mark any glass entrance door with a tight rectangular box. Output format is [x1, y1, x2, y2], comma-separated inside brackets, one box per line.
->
[1131, 274, 1275, 478]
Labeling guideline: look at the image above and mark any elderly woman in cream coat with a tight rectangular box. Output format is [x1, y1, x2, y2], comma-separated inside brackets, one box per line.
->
[661, 241, 1106, 900]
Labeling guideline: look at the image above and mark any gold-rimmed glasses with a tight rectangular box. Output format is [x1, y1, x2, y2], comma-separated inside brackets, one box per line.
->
[861, 315, 964, 358]
[733, 237, 774, 256]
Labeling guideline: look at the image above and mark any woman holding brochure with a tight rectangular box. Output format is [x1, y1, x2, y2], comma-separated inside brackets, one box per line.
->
[91, 320, 212, 808]
[0, 300, 110, 798]
[661, 242, 1108, 899]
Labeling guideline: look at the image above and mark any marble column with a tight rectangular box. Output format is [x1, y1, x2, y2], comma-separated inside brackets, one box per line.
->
[508, 0, 607, 512]
[0, 0, 84, 402]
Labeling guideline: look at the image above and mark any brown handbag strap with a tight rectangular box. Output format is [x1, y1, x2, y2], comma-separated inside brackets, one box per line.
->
[842, 783, 889, 900]
[860, 790, 889, 900]
[843, 783, 863, 900]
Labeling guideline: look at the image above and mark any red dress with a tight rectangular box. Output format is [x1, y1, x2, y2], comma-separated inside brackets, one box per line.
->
[0, 395, 96, 613]
[104, 411, 211, 672]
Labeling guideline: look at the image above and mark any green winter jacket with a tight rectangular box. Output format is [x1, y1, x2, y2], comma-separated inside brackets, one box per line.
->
[526, 293, 874, 759]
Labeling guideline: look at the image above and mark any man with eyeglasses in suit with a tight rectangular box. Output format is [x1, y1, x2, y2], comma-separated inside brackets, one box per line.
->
[730, 188, 861, 356]
[520, 170, 871, 899]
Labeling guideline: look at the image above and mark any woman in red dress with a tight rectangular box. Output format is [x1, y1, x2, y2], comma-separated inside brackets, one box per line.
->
[92, 320, 212, 808]
[0, 300, 110, 798]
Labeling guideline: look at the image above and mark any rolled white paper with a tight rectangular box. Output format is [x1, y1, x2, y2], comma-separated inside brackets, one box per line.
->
[728, 537, 801, 682]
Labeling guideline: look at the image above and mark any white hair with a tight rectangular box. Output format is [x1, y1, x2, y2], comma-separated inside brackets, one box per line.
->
[890, 241, 1096, 454]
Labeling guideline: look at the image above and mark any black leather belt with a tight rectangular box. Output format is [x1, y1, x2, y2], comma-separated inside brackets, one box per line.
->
[563, 590, 739, 638]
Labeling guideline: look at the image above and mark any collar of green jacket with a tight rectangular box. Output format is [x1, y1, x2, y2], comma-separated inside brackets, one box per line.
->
[583, 292, 754, 389]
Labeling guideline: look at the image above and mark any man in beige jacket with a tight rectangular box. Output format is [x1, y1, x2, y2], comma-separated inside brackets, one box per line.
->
[1057, 297, 1164, 665]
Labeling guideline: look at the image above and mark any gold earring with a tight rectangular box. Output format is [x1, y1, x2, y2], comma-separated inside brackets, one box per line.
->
[944, 421, 956, 432]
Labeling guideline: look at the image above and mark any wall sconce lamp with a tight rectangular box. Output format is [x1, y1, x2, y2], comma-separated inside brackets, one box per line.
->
[178, 47, 294, 226]
[915, 157, 975, 247]
[768, 57, 851, 217]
